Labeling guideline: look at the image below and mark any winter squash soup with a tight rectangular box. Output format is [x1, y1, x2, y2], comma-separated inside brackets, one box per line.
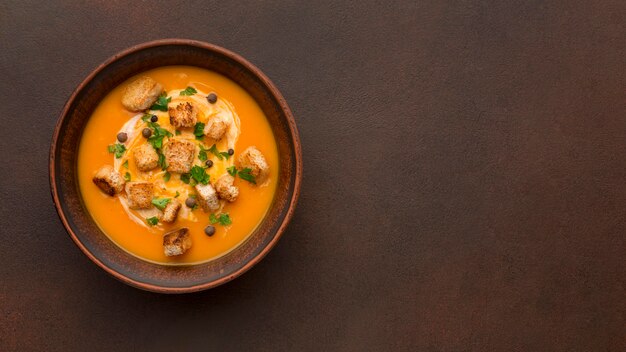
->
[77, 66, 278, 265]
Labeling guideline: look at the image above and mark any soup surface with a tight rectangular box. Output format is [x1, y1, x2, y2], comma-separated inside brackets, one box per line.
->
[78, 66, 278, 265]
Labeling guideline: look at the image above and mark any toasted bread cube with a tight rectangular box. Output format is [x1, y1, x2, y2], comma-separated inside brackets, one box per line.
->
[168, 102, 197, 128]
[215, 174, 239, 202]
[133, 143, 159, 172]
[92, 165, 125, 196]
[163, 138, 195, 173]
[204, 116, 231, 140]
[161, 198, 182, 223]
[125, 181, 154, 209]
[238, 146, 269, 183]
[163, 228, 192, 256]
[121, 76, 163, 111]
[195, 183, 220, 211]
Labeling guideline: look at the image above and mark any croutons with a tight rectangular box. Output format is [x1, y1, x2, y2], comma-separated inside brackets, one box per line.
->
[121, 76, 163, 111]
[92, 165, 125, 196]
[163, 228, 192, 257]
[133, 143, 159, 172]
[194, 183, 220, 211]
[238, 146, 269, 183]
[204, 116, 231, 140]
[163, 138, 195, 173]
[214, 174, 239, 202]
[161, 198, 182, 223]
[125, 181, 154, 209]
[168, 102, 197, 128]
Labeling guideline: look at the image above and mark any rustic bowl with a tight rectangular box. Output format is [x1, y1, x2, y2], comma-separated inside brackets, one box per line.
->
[49, 39, 302, 293]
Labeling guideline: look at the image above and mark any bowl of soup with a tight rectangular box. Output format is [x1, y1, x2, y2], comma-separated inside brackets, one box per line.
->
[49, 39, 302, 293]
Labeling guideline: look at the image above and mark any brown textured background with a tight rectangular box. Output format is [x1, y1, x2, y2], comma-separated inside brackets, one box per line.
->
[0, 0, 624, 351]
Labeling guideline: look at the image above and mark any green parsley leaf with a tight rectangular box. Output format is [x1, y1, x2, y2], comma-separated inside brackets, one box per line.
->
[150, 93, 171, 111]
[238, 167, 257, 184]
[227, 166, 238, 176]
[152, 124, 173, 137]
[193, 122, 205, 140]
[107, 143, 126, 158]
[207, 144, 231, 161]
[210, 213, 232, 226]
[147, 135, 165, 149]
[158, 152, 168, 170]
[122, 160, 129, 168]
[151, 197, 171, 211]
[190, 165, 210, 185]
[175, 130, 181, 135]
[180, 173, 191, 184]
[174, 191, 180, 198]
[198, 144, 208, 161]
[198, 149, 207, 161]
[180, 86, 198, 96]
[163, 171, 171, 182]
[143, 122, 172, 149]
[124, 172, 131, 182]
[219, 213, 232, 225]
[146, 216, 159, 226]
[141, 114, 152, 122]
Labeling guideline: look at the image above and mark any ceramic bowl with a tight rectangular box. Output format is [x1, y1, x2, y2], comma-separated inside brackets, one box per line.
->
[49, 39, 302, 293]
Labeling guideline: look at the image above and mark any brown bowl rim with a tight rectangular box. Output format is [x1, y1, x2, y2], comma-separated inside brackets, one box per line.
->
[49, 39, 303, 293]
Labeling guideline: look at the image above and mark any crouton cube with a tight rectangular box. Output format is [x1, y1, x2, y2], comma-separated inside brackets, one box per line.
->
[121, 76, 163, 111]
[214, 174, 239, 202]
[161, 198, 182, 223]
[163, 228, 192, 257]
[194, 183, 220, 211]
[125, 181, 154, 209]
[238, 146, 269, 183]
[92, 165, 125, 196]
[163, 138, 195, 173]
[204, 116, 231, 140]
[168, 102, 197, 128]
[133, 143, 159, 172]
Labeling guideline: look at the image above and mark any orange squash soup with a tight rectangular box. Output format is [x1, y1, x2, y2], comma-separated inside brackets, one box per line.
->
[77, 66, 278, 265]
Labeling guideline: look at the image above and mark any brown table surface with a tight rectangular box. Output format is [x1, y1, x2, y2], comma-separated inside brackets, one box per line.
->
[1, 1, 624, 351]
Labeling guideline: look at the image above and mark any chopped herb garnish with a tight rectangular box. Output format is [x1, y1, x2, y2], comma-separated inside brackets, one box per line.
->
[208, 144, 231, 160]
[163, 171, 171, 182]
[158, 152, 168, 170]
[238, 167, 257, 184]
[123, 172, 131, 182]
[198, 144, 208, 161]
[174, 191, 180, 198]
[150, 93, 171, 111]
[180, 86, 198, 96]
[227, 166, 237, 176]
[180, 173, 191, 184]
[146, 122, 173, 150]
[219, 214, 232, 225]
[190, 165, 210, 185]
[141, 114, 152, 122]
[151, 197, 171, 211]
[147, 135, 164, 149]
[122, 160, 129, 168]
[107, 143, 126, 158]
[193, 122, 205, 139]
[226, 166, 256, 184]
[210, 213, 232, 226]
[146, 216, 159, 226]
[175, 130, 181, 135]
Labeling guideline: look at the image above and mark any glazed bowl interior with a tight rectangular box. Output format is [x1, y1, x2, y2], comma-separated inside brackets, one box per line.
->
[50, 40, 301, 293]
